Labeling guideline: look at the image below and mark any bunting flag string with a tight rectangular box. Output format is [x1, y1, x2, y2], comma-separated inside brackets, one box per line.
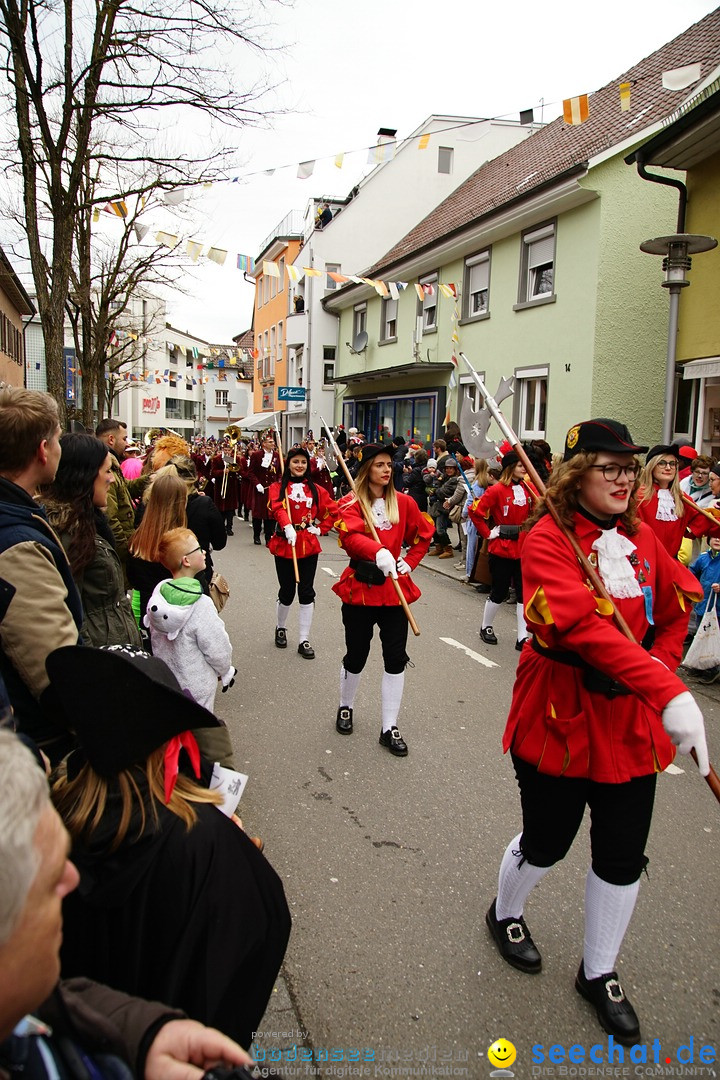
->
[562, 94, 589, 125]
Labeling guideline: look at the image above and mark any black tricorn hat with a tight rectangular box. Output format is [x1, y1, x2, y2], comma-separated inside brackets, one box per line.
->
[563, 419, 648, 462]
[645, 443, 680, 463]
[357, 442, 393, 467]
[500, 451, 520, 472]
[46, 645, 220, 777]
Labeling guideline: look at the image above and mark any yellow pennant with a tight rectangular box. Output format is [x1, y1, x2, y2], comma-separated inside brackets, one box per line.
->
[286, 265, 301, 282]
[262, 260, 280, 278]
[418, 134, 430, 150]
[619, 82, 631, 112]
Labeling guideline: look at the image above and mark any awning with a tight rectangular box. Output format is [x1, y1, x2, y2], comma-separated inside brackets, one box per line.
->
[682, 357, 720, 380]
[238, 411, 276, 430]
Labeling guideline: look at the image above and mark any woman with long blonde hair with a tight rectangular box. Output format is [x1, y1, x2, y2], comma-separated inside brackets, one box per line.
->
[637, 443, 720, 556]
[48, 644, 290, 1051]
[332, 444, 434, 755]
[127, 467, 188, 625]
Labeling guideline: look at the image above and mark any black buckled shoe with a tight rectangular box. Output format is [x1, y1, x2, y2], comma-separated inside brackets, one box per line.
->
[298, 641, 315, 660]
[515, 637, 530, 651]
[485, 898, 542, 974]
[274, 627, 287, 649]
[379, 726, 408, 756]
[336, 706, 353, 734]
[480, 626, 498, 645]
[575, 963, 640, 1046]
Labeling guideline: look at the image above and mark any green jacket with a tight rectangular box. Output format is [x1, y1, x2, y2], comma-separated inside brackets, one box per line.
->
[105, 454, 148, 569]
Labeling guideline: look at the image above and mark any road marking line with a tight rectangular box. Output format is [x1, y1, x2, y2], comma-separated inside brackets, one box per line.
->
[440, 636, 499, 668]
[321, 566, 337, 578]
[664, 762, 684, 775]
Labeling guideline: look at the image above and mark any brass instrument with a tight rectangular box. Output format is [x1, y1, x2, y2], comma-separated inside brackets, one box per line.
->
[144, 426, 165, 446]
[220, 426, 242, 498]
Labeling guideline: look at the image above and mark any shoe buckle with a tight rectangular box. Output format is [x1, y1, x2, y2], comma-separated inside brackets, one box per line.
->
[506, 921, 526, 944]
[339, 708, 351, 720]
[390, 728, 403, 741]
[605, 977, 625, 1003]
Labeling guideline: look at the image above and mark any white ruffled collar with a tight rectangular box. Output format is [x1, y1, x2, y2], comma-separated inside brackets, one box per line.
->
[656, 487, 678, 522]
[591, 527, 642, 599]
[371, 497, 392, 531]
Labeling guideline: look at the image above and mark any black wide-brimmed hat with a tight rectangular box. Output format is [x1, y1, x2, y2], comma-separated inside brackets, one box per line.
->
[563, 419, 648, 462]
[46, 645, 221, 777]
[500, 451, 520, 471]
[357, 443, 393, 467]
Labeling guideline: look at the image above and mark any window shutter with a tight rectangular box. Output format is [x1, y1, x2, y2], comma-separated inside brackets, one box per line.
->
[528, 235, 554, 268]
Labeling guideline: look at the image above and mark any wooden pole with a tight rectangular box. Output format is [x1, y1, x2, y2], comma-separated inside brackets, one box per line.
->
[321, 417, 420, 636]
[459, 352, 720, 803]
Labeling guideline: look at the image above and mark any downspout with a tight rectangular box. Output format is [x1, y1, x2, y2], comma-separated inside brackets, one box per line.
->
[635, 160, 687, 232]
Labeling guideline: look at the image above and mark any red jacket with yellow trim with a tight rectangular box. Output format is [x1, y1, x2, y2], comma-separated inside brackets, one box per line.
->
[332, 491, 434, 606]
[467, 480, 537, 558]
[267, 481, 338, 558]
[636, 483, 720, 557]
[505, 511, 701, 783]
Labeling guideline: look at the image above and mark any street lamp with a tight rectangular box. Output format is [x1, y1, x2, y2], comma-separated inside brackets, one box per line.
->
[639, 232, 717, 443]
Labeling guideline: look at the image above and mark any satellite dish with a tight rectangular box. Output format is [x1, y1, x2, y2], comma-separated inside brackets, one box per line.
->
[352, 331, 368, 354]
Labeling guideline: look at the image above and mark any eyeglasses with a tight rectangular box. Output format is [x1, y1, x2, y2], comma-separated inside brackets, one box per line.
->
[655, 459, 678, 470]
[587, 464, 639, 482]
[184, 546, 203, 556]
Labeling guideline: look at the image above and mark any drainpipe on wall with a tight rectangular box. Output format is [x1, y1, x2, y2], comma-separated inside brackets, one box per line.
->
[635, 160, 687, 232]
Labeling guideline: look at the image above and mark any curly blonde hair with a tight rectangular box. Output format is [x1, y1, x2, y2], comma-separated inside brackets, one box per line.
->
[526, 451, 640, 535]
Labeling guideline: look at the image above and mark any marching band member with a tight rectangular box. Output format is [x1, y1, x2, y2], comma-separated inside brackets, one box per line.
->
[637, 443, 720, 557]
[485, 418, 708, 1044]
[247, 430, 282, 546]
[267, 447, 338, 659]
[468, 450, 537, 649]
[332, 444, 433, 756]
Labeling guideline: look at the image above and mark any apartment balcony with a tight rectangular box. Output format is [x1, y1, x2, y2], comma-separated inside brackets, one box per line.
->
[285, 312, 307, 348]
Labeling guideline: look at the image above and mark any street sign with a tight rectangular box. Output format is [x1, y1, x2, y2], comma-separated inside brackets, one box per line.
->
[278, 386, 306, 402]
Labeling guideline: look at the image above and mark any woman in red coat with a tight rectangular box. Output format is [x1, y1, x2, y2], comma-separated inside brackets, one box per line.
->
[332, 444, 434, 756]
[267, 447, 338, 659]
[467, 451, 537, 649]
[486, 418, 709, 1045]
[637, 443, 720, 557]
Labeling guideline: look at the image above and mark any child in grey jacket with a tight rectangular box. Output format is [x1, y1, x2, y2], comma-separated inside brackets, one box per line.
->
[145, 527, 236, 765]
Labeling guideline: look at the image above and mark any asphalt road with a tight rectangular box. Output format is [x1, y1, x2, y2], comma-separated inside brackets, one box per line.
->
[214, 523, 720, 1078]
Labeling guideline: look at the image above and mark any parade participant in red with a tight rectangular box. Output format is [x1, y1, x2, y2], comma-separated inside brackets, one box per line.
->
[485, 418, 709, 1045]
[309, 438, 336, 496]
[247, 431, 281, 546]
[209, 441, 240, 535]
[637, 443, 720, 557]
[468, 451, 537, 649]
[268, 447, 338, 659]
[332, 444, 433, 756]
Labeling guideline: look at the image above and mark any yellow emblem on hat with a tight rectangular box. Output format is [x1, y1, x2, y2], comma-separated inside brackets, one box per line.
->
[566, 424, 580, 450]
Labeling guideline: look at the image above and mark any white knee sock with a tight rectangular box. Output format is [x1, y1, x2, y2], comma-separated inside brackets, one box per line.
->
[381, 671, 405, 733]
[276, 602, 291, 628]
[298, 603, 314, 642]
[583, 868, 640, 980]
[340, 666, 362, 709]
[482, 599, 502, 630]
[516, 603, 528, 641]
[496, 833, 553, 920]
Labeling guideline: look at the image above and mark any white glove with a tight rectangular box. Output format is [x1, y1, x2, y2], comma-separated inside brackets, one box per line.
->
[375, 548, 397, 578]
[284, 524, 297, 547]
[662, 691, 710, 775]
[256, 483, 264, 493]
[489, 526, 501, 540]
[307, 524, 321, 536]
[221, 666, 236, 692]
[396, 557, 411, 575]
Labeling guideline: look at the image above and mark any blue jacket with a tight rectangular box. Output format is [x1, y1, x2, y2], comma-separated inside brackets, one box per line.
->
[0, 476, 83, 756]
[690, 547, 720, 619]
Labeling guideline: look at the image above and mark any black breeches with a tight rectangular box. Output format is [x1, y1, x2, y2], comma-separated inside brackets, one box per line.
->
[341, 604, 409, 675]
[275, 554, 318, 606]
[511, 755, 656, 885]
[253, 517, 275, 542]
[489, 554, 523, 604]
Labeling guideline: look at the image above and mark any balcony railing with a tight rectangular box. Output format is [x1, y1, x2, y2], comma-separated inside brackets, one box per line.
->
[257, 211, 303, 259]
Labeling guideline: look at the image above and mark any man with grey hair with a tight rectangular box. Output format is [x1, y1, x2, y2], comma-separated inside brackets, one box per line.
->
[0, 730, 254, 1077]
[0, 387, 83, 760]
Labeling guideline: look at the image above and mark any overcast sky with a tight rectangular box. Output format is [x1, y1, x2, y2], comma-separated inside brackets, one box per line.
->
[158, 0, 718, 343]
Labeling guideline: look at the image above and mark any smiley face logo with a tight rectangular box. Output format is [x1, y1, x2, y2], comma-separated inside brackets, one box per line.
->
[488, 1039, 516, 1070]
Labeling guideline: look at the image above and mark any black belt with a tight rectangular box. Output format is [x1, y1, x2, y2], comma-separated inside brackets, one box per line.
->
[531, 638, 632, 698]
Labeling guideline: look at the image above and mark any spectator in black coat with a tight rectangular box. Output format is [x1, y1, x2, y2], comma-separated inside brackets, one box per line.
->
[404, 450, 429, 511]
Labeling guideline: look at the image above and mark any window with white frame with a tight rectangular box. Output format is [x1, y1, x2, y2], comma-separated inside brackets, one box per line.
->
[215, 389, 229, 407]
[277, 321, 283, 367]
[460, 375, 485, 411]
[278, 257, 285, 291]
[323, 346, 335, 387]
[381, 297, 398, 341]
[325, 263, 341, 291]
[270, 270, 277, 299]
[256, 336, 262, 373]
[519, 223, 555, 303]
[465, 251, 490, 318]
[516, 367, 548, 439]
[295, 347, 304, 387]
[353, 303, 367, 339]
[419, 274, 437, 331]
[438, 146, 453, 174]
